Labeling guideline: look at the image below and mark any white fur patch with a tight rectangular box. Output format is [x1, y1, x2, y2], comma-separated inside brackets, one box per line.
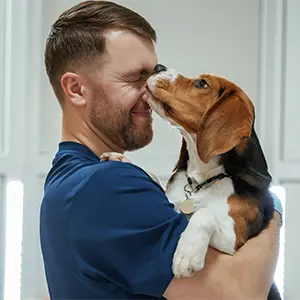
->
[166, 133, 236, 278]
[147, 68, 179, 90]
[146, 68, 182, 130]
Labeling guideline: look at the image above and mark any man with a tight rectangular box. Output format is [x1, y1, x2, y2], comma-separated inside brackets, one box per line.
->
[40, 1, 282, 299]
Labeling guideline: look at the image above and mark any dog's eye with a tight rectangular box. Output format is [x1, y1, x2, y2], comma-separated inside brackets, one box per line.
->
[163, 103, 172, 114]
[195, 79, 209, 89]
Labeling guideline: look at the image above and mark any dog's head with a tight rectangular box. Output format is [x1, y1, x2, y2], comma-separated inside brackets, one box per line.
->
[146, 65, 254, 163]
[147, 64, 271, 188]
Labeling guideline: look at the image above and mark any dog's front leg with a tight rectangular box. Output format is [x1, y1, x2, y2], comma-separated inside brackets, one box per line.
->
[172, 208, 216, 278]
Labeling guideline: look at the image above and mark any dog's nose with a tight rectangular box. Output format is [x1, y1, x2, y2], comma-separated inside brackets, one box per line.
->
[153, 64, 167, 74]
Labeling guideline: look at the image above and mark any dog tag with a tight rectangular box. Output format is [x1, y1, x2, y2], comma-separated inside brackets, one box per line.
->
[180, 199, 195, 215]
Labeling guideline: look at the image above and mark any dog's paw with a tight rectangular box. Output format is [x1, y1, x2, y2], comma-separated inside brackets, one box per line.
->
[172, 230, 208, 278]
[100, 152, 132, 163]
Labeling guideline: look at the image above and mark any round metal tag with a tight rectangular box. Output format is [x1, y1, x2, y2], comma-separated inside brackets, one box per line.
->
[180, 199, 195, 215]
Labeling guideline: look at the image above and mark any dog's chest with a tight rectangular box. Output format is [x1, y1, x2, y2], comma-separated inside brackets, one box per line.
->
[166, 170, 235, 219]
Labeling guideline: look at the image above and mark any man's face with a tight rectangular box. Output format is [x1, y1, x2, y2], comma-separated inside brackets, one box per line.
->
[85, 30, 157, 152]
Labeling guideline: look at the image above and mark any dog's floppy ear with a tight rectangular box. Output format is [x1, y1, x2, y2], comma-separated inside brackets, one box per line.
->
[196, 90, 254, 163]
[222, 128, 272, 189]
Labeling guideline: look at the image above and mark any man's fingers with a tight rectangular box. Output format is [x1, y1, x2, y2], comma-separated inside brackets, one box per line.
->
[100, 152, 132, 163]
[120, 156, 132, 163]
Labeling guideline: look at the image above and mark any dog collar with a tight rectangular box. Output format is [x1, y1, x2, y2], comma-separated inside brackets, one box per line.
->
[187, 173, 232, 193]
[180, 173, 232, 218]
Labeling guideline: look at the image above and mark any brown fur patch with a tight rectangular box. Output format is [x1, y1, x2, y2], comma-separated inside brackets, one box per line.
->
[196, 93, 254, 163]
[228, 195, 261, 249]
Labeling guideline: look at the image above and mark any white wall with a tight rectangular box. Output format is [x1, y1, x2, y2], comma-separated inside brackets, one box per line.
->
[0, 0, 298, 299]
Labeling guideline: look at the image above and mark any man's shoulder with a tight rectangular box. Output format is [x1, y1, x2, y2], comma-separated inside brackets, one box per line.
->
[92, 161, 154, 181]
[79, 161, 163, 196]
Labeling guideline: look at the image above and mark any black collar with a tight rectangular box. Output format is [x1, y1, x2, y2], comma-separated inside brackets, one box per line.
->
[185, 173, 232, 194]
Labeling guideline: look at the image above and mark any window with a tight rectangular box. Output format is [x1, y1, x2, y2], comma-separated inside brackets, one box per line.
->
[4, 181, 24, 300]
[270, 185, 286, 299]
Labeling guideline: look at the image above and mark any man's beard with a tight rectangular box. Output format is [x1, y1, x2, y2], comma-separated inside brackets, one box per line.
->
[89, 89, 153, 152]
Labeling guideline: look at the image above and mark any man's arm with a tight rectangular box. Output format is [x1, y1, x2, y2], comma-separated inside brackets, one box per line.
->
[164, 212, 281, 300]
[233, 212, 281, 298]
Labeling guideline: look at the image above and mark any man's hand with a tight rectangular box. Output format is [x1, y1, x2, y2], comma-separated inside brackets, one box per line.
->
[100, 152, 132, 163]
[164, 211, 281, 300]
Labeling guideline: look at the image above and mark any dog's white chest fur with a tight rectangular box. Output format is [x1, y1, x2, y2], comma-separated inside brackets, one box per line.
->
[165, 133, 237, 278]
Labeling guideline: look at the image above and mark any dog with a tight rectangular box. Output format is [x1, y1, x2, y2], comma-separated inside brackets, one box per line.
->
[101, 64, 281, 299]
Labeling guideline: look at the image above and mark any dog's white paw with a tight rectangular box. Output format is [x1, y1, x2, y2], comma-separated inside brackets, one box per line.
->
[172, 230, 208, 278]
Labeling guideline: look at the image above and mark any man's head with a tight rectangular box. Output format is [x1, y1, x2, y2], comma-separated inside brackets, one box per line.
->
[45, 0, 158, 151]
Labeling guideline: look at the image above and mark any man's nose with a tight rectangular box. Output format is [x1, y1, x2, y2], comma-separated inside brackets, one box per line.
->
[153, 64, 167, 74]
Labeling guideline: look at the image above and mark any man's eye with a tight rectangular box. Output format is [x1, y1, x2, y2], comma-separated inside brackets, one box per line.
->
[195, 79, 209, 89]
[139, 72, 150, 82]
[132, 77, 142, 82]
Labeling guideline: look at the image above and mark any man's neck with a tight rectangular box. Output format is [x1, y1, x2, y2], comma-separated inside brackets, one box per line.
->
[61, 115, 124, 158]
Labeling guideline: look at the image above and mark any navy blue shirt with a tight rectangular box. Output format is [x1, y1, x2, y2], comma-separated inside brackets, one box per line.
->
[40, 142, 188, 299]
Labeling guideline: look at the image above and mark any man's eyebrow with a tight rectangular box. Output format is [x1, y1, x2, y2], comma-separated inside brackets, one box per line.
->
[124, 67, 153, 77]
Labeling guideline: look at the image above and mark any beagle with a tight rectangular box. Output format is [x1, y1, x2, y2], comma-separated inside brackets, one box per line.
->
[101, 65, 281, 299]
[145, 64, 281, 299]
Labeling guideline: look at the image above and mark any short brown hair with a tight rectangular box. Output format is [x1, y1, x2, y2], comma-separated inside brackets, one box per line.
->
[44, 0, 157, 105]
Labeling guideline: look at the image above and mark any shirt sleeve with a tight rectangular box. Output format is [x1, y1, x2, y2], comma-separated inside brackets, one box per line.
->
[70, 161, 188, 298]
[270, 191, 283, 225]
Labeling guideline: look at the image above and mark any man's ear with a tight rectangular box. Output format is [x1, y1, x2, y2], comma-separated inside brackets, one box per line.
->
[61, 72, 87, 107]
[196, 91, 254, 163]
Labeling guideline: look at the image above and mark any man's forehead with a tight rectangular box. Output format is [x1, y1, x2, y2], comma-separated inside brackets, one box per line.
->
[104, 29, 157, 73]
